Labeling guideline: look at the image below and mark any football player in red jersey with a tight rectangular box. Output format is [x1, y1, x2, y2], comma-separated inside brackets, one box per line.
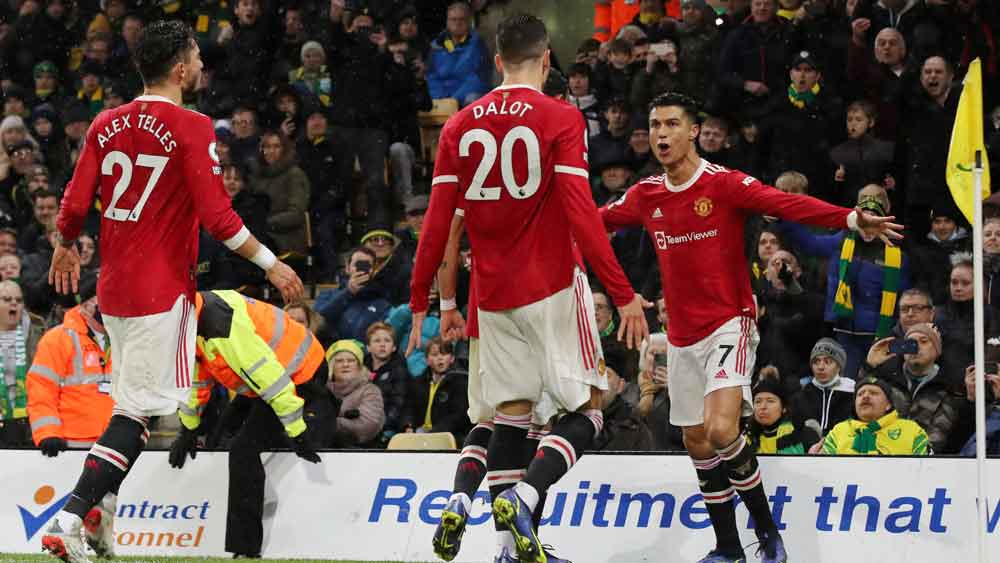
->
[601, 92, 902, 563]
[410, 14, 648, 563]
[42, 21, 304, 563]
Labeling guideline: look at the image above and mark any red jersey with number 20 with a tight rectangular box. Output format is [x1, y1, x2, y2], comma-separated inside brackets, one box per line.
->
[410, 85, 633, 314]
[57, 95, 245, 317]
[601, 159, 853, 347]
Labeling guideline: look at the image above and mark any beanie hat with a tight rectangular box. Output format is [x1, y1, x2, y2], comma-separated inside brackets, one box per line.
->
[300, 41, 326, 62]
[905, 323, 941, 356]
[810, 337, 846, 370]
[855, 376, 895, 411]
[752, 376, 787, 405]
[78, 270, 99, 303]
[326, 339, 365, 364]
[33, 60, 58, 79]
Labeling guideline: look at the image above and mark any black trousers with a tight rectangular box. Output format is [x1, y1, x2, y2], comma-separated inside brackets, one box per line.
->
[224, 366, 335, 556]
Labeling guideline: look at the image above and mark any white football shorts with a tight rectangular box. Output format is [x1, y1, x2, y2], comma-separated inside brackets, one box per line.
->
[667, 315, 757, 427]
[103, 294, 197, 416]
[478, 268, 607, 423]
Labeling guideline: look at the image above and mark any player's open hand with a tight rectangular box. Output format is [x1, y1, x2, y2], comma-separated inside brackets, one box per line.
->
[267, 261, 305, 303]
[48, 243, 81, 295]
[855, 207, 904, 246]
[617, 293, 651, 351]
[406, 310, 426, 357]
[440, 309, 466, 342]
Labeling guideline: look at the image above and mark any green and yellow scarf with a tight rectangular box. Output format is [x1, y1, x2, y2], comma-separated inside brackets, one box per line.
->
[0, 322, 28, 420]
[788, 83, 820, 109]
[833, 232, 901, 338]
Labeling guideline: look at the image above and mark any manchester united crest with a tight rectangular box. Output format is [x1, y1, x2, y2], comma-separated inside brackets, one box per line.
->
[694, 196, 713, 217]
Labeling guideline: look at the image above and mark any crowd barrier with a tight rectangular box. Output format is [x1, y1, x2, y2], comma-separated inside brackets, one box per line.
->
[1, 450, 998, 562]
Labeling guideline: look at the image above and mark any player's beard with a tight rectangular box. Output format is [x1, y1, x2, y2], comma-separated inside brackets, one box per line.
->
[180, 68, 201, 105]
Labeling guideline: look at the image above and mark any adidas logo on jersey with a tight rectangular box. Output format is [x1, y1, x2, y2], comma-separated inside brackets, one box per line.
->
[714, 369, 728, 379]
[652, 207, 663, 218]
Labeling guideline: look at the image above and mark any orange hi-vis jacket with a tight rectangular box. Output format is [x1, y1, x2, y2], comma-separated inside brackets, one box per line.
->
[593, 0, 681, 41]
[181, 290, 324, 438]
[26, 306, 113, 446]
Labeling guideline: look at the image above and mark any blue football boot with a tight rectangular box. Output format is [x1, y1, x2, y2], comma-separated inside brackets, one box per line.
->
[757, 532, 788, 563]
[492, 488, 548, 563]
[432, 496, 468, 561]
[696, 550, 746, 563]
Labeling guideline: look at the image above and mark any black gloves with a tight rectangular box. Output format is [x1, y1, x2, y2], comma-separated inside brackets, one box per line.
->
[291, 432, 321, 463]
[343, 408, 361, 420]
[168, 427, 199, 469]
[39, 437, 67, 457]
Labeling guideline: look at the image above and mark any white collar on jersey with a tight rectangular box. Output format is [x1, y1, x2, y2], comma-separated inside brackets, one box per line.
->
[664, 158, 708, 193]
[134, 94, 177, 105]
[492, 83, 540, 93]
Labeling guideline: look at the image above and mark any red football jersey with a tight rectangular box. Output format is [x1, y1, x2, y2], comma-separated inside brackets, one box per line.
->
[410, 85, 633, 314]
[601, 159, 854, 347]
[57, 95, 245, 317]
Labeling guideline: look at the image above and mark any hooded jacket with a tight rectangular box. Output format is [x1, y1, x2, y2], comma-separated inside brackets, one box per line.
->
[789, 375, 856, 436]
[251, 157, 311, 254]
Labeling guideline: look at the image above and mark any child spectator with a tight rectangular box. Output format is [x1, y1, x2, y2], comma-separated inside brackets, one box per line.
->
[364, 322, 409, 442]
[567, 63, 602, 136]
[789, 338, 856, 437]
[404, 337, 470, 444]
[829, 100, 895, 209]
[593, 38, 634, 101]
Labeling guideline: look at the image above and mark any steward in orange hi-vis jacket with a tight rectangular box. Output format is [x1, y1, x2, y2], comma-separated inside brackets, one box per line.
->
[27, 280, 113, 457]
[593, 0, 680, 41]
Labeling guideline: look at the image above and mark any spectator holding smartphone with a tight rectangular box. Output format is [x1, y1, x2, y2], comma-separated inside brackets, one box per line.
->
[960, 338, 1000, 456]
[861, 288, 935, 379]
[637, 333, 684, 451]
[314, 247, 390, 342]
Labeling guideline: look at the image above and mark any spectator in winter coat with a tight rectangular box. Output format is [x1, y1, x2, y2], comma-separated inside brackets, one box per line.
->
[386, 37, 433, 203]
[755, 50, 842, 200]
[295, 109, 343, 276]
[755, 250, 826, 393]
[289, 41, 333, 107]
[788, 338, 857, 437]
[251, 131, 310, 255]
[326, 340, 385, 447]
[676, 0, 721, 104]
[935, 253, 1000, 385]
[829, 100, 895, 209]
[910, 207, 971, 305]
[315, 248, 391, 342]
[364, 322, 409, 440]
[747, 377, 817, 454]
[362, 224, 412, 306]
[717, 0, 802, 118]
[404, 337, 471, 444]
[630, 38, 681, 113]
[960, 356, 1000, 456]
[862, 323, 969, 453]
[385, 304, 441, 378]
[567, 63, 602, 136]
[984, 218, 1000, 311]
[636, 333, 684, 451]
[846, 25, 915, 141]
[213, 0, 274, 112]
[589, 97, 632, 179]
[594, 354, 654, 451]
[862, 288, 936, 382]
[0, 280, 45, 447]
[821, 376, 930, 455]
[593, 291, 639, 381]
[780, 186, 911, 378]
[227, 106, 260, 173]
[394, 196, 427, 264]
[425, 2, 489, 106]
[592, 38, 635, 102]
[28, 104, 69, 186]
[198, 164, 270, 290]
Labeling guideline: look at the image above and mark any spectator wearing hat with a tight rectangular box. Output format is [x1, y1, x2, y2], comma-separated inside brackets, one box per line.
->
[755, 249, 826, 392]
[290, 41, 333, 108]
[567, 63, 602, 136]
[0, 140, 39, 219]
[263, 84, 308, 138]
[820, 376, 930, 455]
[636, 333, 685, 451]
[404, 336, 470, 443]
[31, 60, 65, 108]
[829, 99, 895, 209]
[61, 102, 91, 168]
[911, 206, 971, 305]
[588, 97, 631, 179]
[2, 85, 30, 120]
[780, 185, 912, 378]
[74, 59, 106, 119]
[29, 104, 69, 184]
[395, 195, 427, 263]
[717, 0, 803, 118]
[425, 2, 489, 106]
[101, 79, 128, 110]
[214, 0, 274, 111]
[315, 247, 391, 342]
[788, 337, 856, 438]
[625, 112, 656, 176]
[0, 279, 45, 447]
[862, 322, 969, 453]
[10, 163, 50, 229]
[756, 49, 842, 200]
[593, 38, 635, 102]
[326, 339, 385, 447]
[250, 130, 311, 255]
[898, 54, 961, 240]
[677, 0, 721, 104]
[747, 376, 817, 454]
[594, 347, 655, 451]
[361, 221, 411, 306]
[591, 143, 634, 207]
[394, 5, 430, 57]
[0, 115, 40, 185]
[630, 37, 681, 113]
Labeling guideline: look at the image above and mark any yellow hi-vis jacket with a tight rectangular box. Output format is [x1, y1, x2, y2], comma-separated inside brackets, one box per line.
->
[179, 290, 324, 438]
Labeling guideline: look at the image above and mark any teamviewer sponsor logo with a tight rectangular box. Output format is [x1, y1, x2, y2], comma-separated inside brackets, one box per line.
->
[653, 229, 719, 250]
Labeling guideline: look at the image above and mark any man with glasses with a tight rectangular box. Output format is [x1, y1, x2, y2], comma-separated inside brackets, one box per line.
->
[593, 291, 639, 381]
[0, 280, 45, 447]
[361, 223, 412, 306]
[861, 288, 935, 381]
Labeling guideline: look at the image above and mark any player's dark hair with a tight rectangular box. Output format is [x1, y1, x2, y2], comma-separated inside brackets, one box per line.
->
[496, 13, 549, 65]
[649, 92, 700, 123]
[134, 20, 195, 86]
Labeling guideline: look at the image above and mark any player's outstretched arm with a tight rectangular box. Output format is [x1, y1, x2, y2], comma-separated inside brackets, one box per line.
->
[617, 294, 652, 351]
[230, 233, 304, 303]
[437, 213, 466, 343]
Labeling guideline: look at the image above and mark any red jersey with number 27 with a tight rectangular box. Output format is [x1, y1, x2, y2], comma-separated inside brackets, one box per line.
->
[410, 85, 633, 314]
[57, 95, 245, 317]
[601, 159, 853, 347]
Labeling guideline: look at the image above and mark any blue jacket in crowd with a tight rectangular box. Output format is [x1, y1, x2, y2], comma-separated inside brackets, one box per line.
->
[386, 305, 441, 378]
[315, 277, 391, 342]
[426, 30, 489, 102]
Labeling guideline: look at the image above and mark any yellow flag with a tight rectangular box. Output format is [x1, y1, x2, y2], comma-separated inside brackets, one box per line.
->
[946, 58, 991, 224]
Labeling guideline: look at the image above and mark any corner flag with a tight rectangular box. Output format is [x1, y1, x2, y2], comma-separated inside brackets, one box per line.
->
[946, 58, 991, 224]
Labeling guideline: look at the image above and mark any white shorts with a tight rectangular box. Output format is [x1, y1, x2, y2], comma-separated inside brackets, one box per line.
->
[478, 268, 606, 423]
[104, 294, 197, 417]
[667, 316, 757, 427]
[466, 337, 555, 427]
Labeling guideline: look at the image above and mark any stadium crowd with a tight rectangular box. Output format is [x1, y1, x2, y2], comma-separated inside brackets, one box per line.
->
[0, 0, 999, 457]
